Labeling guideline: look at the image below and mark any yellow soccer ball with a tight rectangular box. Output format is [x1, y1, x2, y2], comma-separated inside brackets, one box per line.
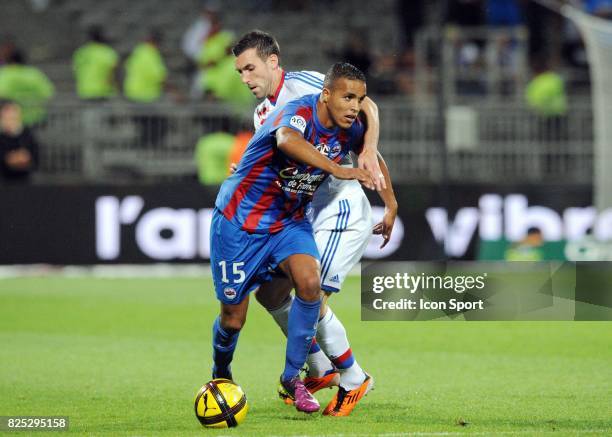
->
[194, 379, 248, 428]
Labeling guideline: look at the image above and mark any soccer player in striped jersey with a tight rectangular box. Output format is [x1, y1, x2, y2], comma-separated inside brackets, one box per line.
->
[231, 31, 398, 416]
[210, 63, 376, 413]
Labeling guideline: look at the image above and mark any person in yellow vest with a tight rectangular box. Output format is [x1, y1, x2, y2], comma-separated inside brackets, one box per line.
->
[124, 30, 167, 102]
[124, 30, 169, 147]
[72, 26, 119, 100]
[0, 51, 54, 126]
[190, 13, 253, 108]
[526, 61, 567, 117]
[505, 227, 545, 261]
[194, 131, 235, 185]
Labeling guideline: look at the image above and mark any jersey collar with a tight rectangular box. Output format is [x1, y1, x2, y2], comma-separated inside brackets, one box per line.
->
[268, 70, 285, 104]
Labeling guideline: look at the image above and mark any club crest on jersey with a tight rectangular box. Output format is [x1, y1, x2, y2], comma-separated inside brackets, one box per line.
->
[289, 115, 307, 133]
[223, 287, 237, 300]
[316, 142, 342, 158]
[315, 143, 330, 155]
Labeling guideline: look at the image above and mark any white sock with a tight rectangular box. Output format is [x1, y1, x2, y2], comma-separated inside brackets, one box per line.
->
[268, 295, 292, 337]
[267, 295, 334, 377]
[316, 307, 365, 390]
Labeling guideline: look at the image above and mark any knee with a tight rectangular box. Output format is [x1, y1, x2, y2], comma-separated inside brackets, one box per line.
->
[256, 289, 290, 311]
[294, 275, 321, 302]
[220, 312, 246, 332]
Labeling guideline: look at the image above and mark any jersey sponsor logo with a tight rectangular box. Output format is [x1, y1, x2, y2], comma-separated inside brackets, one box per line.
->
[223, 287, 237, 300]
[331, 143, 342, 155]
[279, 166, 326, 195]
[289, 115, 307, 133]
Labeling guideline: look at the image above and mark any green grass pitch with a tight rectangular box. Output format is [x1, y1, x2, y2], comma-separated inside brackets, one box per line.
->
[1, 275, 611, 436]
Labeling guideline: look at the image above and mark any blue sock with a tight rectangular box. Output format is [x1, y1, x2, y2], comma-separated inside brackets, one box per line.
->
[212, 316, 240, 379]
[282, 296, 321, 381]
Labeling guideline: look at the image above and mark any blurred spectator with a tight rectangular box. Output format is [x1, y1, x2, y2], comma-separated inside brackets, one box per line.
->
[181, 2, 219, 63]
[72, 26, 119, 100]
[526, 60, 567, 117]
[0, 51, 54, 126]
[182, 2, 220, 96]
[124, 30, 167, 102]
[194, 131, 235, 185]
[124, 30, 169, 148]
[526, 59, 568, 153]
[198, 25, 254, 108]
[0, 100, 38, 183]
[504, 227, 544, 261]
[585, 0, 612, 19]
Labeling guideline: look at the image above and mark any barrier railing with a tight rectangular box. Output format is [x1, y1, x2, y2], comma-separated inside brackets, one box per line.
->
[30, 98, 593, 184]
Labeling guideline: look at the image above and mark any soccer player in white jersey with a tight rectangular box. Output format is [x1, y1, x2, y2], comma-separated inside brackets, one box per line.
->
[232, 31, 397, 416]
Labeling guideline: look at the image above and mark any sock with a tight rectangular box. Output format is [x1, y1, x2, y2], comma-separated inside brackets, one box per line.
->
[268, 295, 293, 336]
[282, 295, 321, 382]
[316, 307, 365, 390]
[268, 295, 334, 378]
[211, 316, 240, 378]
[306, 337, 335, 378]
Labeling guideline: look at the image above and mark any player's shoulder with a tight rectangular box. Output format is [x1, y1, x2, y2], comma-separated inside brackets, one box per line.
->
[284, 70, 325, 91]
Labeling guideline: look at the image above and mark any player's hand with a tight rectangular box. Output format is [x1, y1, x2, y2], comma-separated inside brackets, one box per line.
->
[358, 147, 386, 191]
[332, 166, 376, 190]
[229, 162, 238, 174]
[372, 206, 397, 249]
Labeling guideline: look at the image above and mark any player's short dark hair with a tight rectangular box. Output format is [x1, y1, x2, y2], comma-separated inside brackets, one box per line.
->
[232, 30, 280, 61]
[323, 62, 366, 89]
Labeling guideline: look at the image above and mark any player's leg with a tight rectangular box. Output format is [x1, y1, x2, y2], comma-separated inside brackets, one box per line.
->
[256, 278, 337, 385]
[313, 195, 375, 416]
[276, 252, 321, 413]
[319, 292, 374, 416]
[267, 221, 322, 413]
[209, 209, 268, 381]
[212, 297, 249, 380]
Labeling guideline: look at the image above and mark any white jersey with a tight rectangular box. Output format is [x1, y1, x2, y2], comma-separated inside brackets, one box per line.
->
[253, 70, 372, 292]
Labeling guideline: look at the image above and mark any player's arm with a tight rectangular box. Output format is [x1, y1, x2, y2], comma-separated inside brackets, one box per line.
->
[276, 127, 376, 188]
[372, 152, 398, 248]
[359, 97, 386, 191]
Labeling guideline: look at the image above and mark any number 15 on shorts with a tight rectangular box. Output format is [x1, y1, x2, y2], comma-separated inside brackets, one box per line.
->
[218, 261, 245, 284]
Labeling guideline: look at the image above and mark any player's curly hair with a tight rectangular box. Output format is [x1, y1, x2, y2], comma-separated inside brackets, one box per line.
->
[232, 30, 280, 61]
[323, 62, 366, 88]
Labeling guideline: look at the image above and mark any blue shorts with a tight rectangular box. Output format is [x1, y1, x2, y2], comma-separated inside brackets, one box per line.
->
[210, 209, 320, 305]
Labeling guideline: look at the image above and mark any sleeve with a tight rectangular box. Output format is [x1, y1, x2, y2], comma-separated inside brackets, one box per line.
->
[268, 101, 313, 138]
[288, 71, 324, 96]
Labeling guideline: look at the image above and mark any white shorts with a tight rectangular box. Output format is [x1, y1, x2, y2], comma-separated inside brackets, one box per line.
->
[309, 178, 372, 292]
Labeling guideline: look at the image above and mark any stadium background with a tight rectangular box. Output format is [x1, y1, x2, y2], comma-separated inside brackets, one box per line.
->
[1, 0, 609, 263]
[1, 0, 611, 435]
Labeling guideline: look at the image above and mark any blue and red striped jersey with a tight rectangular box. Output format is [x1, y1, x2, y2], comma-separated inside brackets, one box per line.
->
[215, 93, 364, 234]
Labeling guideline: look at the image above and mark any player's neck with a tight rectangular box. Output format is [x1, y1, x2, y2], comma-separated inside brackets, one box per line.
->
[316, 99, 335, 130]
[268, 69, 284, 99]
